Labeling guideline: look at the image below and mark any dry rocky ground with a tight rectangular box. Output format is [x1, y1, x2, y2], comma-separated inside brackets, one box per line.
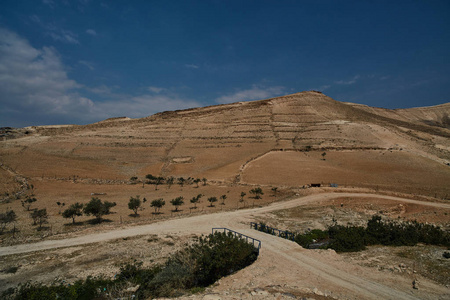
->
[1, 91, 449, 299]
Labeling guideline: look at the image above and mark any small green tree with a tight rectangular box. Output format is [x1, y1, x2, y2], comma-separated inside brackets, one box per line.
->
[249, 187, 264, 199]
[202, 178, 207, 186]
[83, 197, 116, 222]
[170, 196, 184, 212]
[177, 177, 185, 189]
[151, 198, 166, 214]
[22, 197, 37, 211]
[145, 174, 156, 184]
[56, 201, 65, 214]
[166, 176, 175, 189]
[193, 178, 201, 188]
[207, 196, 218, 207]
[0, 210, 16, 234]
[220, 194, 227, 205]
[190, 194, 203, 209]
[128, 195, 142, 216]
[321, 152, 327, 160]
[62, 202, 83, 224]
[240, 192, 246, 202]
[155, 177, 164, 190]
[30, 208, 48, 229]
[271, 187, 278, 196]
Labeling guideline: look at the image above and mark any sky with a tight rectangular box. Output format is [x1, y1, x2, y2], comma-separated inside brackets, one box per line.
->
[1, 0, 450, 127]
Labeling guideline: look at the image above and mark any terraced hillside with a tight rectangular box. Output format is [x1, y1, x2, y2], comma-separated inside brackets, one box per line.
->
[1, 91, 449, 197]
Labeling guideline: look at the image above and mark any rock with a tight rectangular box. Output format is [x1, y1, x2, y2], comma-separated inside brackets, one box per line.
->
[253, 288, 269, 296]
[203, 294, 222, 300]
[313, 287, 324, 296]
[126, 284, 140, 292]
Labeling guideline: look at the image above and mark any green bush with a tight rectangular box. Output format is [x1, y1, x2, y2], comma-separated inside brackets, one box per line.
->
[328, 225, 367, 252]
[4, 232, 258, 299]
[294, 229, 329, 248]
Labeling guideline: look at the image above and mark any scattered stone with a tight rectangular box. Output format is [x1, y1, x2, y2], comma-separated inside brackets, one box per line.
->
[412, 279, 419, 289]
[203, 294, 222, 300]
[313, 287, 324, 296]
[126, 284, 140, 292]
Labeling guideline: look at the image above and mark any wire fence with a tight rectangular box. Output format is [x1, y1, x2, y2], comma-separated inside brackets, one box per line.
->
[212, 227, 261, 252]
[250, 222, 296, 241]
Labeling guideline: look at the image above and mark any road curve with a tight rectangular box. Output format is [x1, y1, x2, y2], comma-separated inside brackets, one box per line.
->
[1, 192, 449, 256]
[1, 192, 448, 299]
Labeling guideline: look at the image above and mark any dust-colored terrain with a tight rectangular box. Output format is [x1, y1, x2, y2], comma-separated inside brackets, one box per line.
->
[1, 91, 450, 299]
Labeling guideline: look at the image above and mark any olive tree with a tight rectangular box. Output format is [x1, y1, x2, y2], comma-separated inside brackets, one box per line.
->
[0, 210, 16, 234]
[83, 197, 116, 222]
[151, 198, 166, 214]
[170, 196, 184, 212]
[207, 196, 218, 207]
[62, 202, 83, 224]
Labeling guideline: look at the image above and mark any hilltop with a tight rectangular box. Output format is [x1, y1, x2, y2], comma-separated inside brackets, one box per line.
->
[1, 91, 449, 197]
[1, 91, 450, 299]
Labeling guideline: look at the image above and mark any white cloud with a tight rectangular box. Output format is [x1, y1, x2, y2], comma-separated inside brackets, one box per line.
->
[91, 95, 201, 120]
[335, 75, 360, 85]
[86, 29, 97, 36]
[148, 86, 165, 93]
[216, 85, 285, 104]
[185, 64, 199, 69]
[49, 29, 79, 44]
[30, 15, 80, 44]
[79, 60, 95, 70]
[318, 85, 331, 91]
[0, 28, 92, 126]
[0, 28, 203, 127]
[42, 0, 55, 8]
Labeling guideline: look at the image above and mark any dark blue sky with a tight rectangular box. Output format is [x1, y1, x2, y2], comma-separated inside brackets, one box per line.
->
[1, 0, 449, 127]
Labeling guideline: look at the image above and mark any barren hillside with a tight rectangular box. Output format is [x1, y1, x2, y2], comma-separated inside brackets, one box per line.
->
[1, 91, 450, 299]
[1, 91, 449, 197]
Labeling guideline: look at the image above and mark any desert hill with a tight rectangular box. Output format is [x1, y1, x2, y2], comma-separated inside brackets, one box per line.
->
[1, 91, 450, 298]
[1, 91, 450, 198]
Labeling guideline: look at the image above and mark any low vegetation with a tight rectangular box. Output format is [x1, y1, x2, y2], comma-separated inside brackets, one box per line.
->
[2, 232, 259, 300]
[254, 216, 450, 252]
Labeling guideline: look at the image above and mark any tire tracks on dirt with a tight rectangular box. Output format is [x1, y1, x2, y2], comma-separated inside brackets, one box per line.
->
[1, 192, 449, 299]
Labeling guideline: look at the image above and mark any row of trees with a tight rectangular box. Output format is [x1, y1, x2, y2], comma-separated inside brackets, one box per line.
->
[62, 197, 116, 224]
[127, 187, 266, 216]
[1, 187, 268, 232]
[130, 174, 208, 190]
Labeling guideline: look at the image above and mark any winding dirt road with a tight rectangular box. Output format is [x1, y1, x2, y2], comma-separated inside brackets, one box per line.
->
[1, 193, 449, 299]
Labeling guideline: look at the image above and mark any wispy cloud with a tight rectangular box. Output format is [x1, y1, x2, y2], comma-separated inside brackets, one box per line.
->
[216, 85, 285, 104]
[185, 63, 199, 69]
[0, 28, 92, 126]
[49, 30, 79, 44]
[92, 95, 201, 120]
[0, 28, 201, 127]
[335, 75, 360, 85]
[148, 86, 166, 93]
[30, 15, 80, 44]
[42, 0, 56, 8]
[79, 60, 95, 70]
[86, 29, 97, 36]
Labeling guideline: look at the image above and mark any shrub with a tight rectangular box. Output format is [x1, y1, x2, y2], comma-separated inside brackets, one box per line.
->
[3, 232, 259, 299]
[328, 225, 366, 252]
[294, 229, 329, 249]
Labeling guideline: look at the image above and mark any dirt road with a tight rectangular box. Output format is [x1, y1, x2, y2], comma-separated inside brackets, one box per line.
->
[1, 192, 449, 299]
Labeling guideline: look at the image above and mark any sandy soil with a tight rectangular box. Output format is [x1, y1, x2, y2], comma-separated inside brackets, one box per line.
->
[1, 192, 449, 299]
[1, 92, 450, 299]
